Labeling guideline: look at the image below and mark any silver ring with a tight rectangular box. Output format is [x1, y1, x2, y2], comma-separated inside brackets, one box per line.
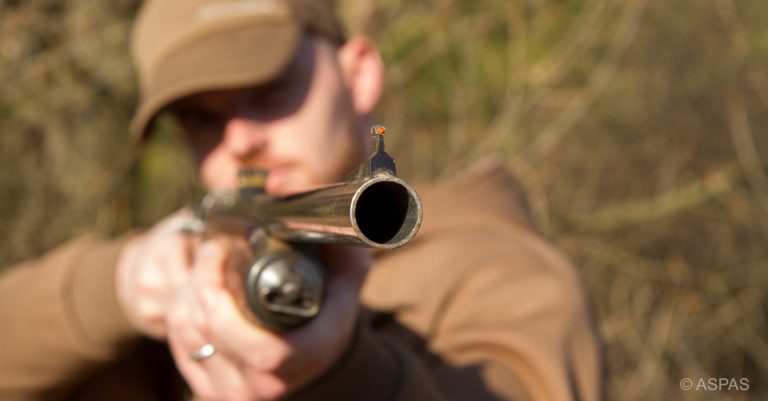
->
[191, 344, 216, 361]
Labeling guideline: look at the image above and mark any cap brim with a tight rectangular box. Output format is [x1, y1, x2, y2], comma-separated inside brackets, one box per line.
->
[130, 21, 301, 140]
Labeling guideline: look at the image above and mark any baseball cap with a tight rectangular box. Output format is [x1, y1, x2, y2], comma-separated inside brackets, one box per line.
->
[130, 0, 346, 140]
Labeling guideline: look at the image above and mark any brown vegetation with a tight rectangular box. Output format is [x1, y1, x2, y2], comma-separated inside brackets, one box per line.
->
[1, 0, 766, 399]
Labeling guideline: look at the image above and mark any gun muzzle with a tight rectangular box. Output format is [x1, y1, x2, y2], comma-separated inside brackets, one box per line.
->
[200, 172, 423, 249]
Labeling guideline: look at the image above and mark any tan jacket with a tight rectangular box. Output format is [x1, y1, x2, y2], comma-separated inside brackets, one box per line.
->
[0, 159, 603, 401]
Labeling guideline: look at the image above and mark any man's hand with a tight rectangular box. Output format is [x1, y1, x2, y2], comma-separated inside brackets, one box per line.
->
[166, 238, 370, 401]
[115, 211, 198, 339]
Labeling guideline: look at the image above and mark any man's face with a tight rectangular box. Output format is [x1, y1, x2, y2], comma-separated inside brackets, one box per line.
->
[170, 35, 372, 195]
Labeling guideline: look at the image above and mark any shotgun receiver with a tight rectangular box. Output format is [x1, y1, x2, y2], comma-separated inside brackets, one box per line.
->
[192, 126, 422, 330]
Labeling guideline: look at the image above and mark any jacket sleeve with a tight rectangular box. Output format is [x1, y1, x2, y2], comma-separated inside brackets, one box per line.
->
[0, 236, 139, 399]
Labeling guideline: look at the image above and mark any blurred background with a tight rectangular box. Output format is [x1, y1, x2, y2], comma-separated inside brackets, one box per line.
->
[1, 0, 766, 399]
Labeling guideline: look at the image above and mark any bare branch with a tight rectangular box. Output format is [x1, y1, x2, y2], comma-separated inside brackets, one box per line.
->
[568, 165, 740, 232]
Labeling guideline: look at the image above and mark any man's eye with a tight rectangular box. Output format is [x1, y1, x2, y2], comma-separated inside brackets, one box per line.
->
[249, 80, 304, 116]
[178, 110, 224, 132]
[254, 84, 290, 105]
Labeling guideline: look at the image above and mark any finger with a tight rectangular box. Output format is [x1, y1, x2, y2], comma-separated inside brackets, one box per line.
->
[166, 208, 202, 264]
[145, 209, 200, 288]
[188, 241, 280, 362]
[202, 353, 252, 401]
[191, 237, 251, 284]
[168, 330, 216, 399]
[157, 235, 195, 288]
[197, 281, 345, 383]
[189, 240, 230, 296]
[170, 333, 252, 401]
[167, 288, 217, 399]
[190, 237, 251, 313]
[196, 284, 291, 372]
[168, 286, 252, 401]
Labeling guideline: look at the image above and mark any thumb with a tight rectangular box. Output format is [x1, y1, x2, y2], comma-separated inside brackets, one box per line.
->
[192, 240, 228, 289]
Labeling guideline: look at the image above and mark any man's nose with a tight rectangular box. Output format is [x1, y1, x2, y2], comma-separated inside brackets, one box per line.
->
[222, 117, 268, 159]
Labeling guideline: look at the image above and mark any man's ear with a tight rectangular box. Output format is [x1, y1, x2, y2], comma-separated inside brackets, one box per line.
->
[337, 37, 384, 115]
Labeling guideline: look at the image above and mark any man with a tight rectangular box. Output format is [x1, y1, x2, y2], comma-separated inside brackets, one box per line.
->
[0, 0, 603, 400]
